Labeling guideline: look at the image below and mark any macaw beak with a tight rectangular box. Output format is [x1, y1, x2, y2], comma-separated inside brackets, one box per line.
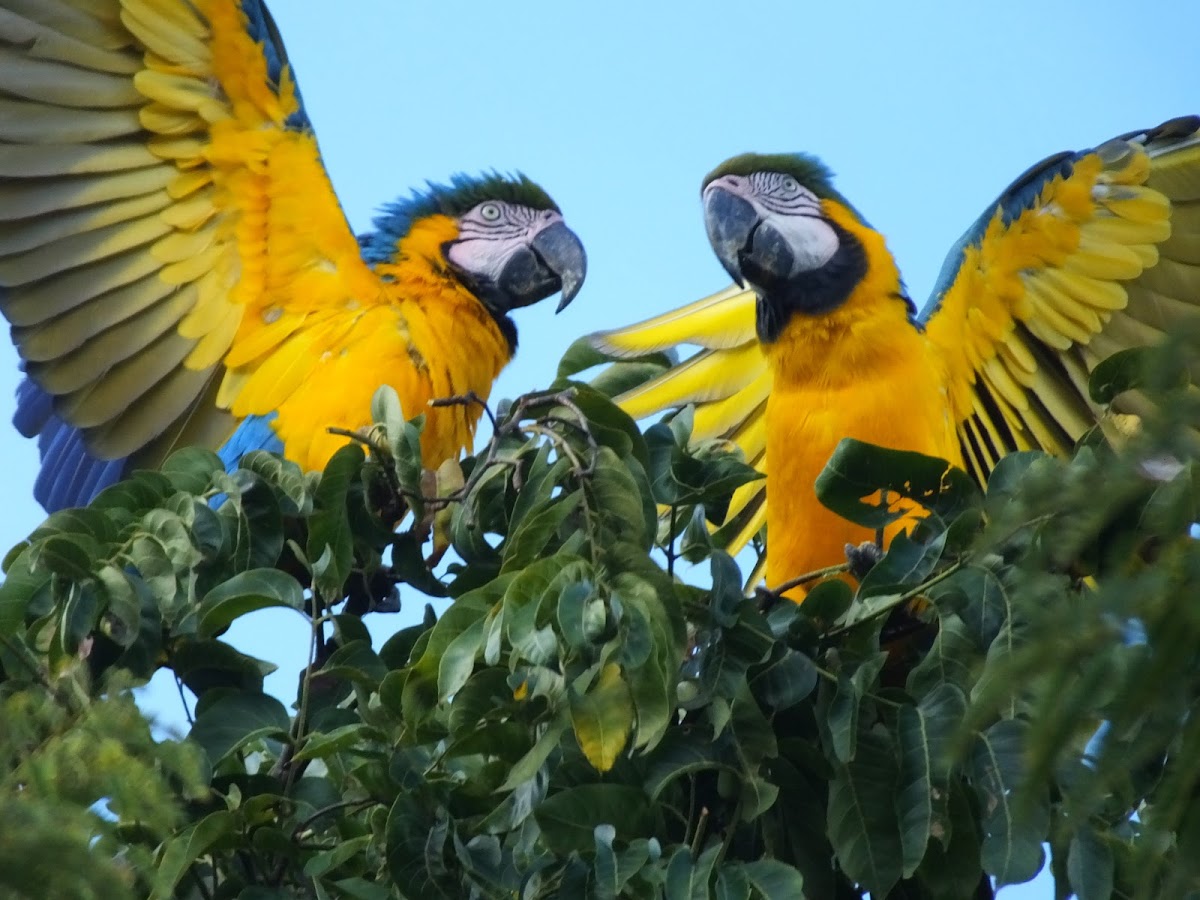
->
[704, 184, 799, 294]
[496, 220, 587, 314]
[704, 186, 756, 287]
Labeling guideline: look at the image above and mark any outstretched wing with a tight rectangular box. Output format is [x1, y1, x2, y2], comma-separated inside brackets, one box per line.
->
[588, 284, 772, 552]
[0, 0, 390, 507]
[923, 115, 1200, 486]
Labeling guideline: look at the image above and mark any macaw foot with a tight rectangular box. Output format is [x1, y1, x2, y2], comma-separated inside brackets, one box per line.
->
[845, 540, 883, 580]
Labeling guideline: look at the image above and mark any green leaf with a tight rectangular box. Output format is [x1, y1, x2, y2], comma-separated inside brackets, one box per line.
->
[665, 844, 721, 900]
[1088, 345, 1182, 404]
[815, 439, 978, 530]
[827, 725, 904, 897]
[501, 489, 581, 572]
[570, 662, 634, 773]
[740, 859, 805, 899]
[710, 551, 744, 628]
[1068, 826, 1114, 900]
[197, 569, 305, 638]
[644, 732, 737, 802]
[437, 617, 484, 701]
[590, 446, 651, 549]
[293, 724, 374, 762]
[29, 534, 94, 581]
[151, 810, 237, 900]
[645, 421, 762, 509]
[188, 691, 291, 765]
[751, 648, 817, 712]
[559, 382, 652, 467]
[557, 335, 619, 380]
[896, 705, 934, 878]
[321, 639, 387, 687]
[498, 712, 569, 791]
[896, 683, 967, 873]
[238, 450, 311, 515]
[800, 577, 854, 628]
[302, 835, 372, 877]
[556, 579, 601, 651]
[308, 443, 363, 601]
[171, 638, 275, 696]
[535, 784, 653, 855]
[916, 780, 985, 900]
[825, 654, 886, 764]
[969, 719, 1047, 887]
[715, 863, 751, 900]
[160, 446, 224, 495]
[858, 531, 946, 598]
[906, 614, 981, 697]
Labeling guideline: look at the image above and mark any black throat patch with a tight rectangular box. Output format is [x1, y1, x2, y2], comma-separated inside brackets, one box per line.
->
[755, 221, 868, 344]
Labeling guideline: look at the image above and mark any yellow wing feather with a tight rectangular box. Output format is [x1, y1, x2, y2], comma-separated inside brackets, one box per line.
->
[0, 0, 497, 478]
[924, 117, 1200, 486]
[588, 284, 771, 553]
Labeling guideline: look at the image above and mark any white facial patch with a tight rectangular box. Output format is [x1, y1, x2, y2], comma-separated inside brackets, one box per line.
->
[445, 202, 561, 282]
[763, 211, 840, 274]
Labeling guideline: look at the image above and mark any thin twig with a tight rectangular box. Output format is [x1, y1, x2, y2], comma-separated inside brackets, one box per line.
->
[690, 806, 710, 857]
[715, 792, 745, 866]
[174, 674, 194, 726]
[666, 504, 679, 578]
[761, 563, 851, 599]
[291, 797, 379, 840]
[823, 559, 967, 641]
[429, 390, 497, 432]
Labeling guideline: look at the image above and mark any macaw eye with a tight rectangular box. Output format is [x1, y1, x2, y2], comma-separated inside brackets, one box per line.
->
[779, 176, 800, 193]
[479, 203, 502, 222]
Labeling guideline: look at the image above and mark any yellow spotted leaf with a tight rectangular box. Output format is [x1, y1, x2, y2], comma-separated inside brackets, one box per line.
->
[570, 662, 634, 773]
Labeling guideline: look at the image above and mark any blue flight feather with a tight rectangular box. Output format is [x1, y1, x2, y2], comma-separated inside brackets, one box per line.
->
[217, 413, 284, 472]
[14, 379, 127, 511]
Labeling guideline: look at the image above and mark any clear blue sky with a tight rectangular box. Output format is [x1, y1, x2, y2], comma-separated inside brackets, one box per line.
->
[2, 2, 1197, 894]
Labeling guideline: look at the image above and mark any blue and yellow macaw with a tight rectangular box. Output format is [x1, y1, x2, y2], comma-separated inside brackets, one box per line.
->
[0, 0, 586, 511]
[591, 117, 1200, 599]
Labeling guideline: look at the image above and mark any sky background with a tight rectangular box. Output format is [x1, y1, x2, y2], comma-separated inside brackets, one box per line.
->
[2, 1, 1198, 895]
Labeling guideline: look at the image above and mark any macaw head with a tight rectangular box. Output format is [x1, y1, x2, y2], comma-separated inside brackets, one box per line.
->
[701, 154, 897, 342]
[362, 172, 587, 338]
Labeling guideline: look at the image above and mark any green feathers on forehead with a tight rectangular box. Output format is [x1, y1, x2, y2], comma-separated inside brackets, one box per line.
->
[704, 153, 849, 202]
[424, 171, 560, 218]
[704, 152, 870, 225]
[362, 172, 560, 263]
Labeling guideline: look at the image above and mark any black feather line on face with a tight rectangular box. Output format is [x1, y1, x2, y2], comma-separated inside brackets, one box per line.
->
[755, 220, 868, 343]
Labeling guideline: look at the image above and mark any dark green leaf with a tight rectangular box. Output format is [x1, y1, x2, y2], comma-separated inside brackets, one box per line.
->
[501, 489, 581, 572]
[816, 439, 978, 530]
[171, 639, 275, 696]
[1068, 826, 1114, 900]
[534, 784, 653, 854]
[197, 569, 305, 638]
[151, 810, 237, 900]
[308, 443, 363, 601]
[827, 725, 903, 897]
[188, 691, 291, 765]
[740, 860, 805, 900]
[160, 447, 224, 495]
[969, 719, 1047, 886]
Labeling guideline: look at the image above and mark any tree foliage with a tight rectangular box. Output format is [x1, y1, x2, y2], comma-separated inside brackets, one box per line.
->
[2, 328, 1200, 899]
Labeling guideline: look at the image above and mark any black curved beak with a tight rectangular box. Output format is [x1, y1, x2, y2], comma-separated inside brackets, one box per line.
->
[704, 186, 758, 286]
[704, 186, 796, 291]
[535, 221, 587, 313]
[496, 221, 587, 314]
